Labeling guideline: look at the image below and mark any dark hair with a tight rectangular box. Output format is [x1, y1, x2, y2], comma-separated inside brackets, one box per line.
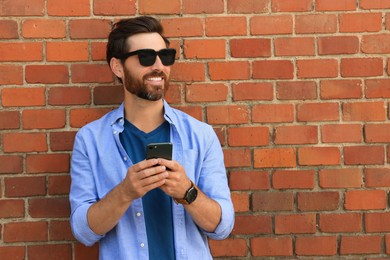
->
[106, 16, 169, 65]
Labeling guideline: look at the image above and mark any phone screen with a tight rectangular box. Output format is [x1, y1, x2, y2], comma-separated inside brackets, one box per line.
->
[146, 142, 172, 160]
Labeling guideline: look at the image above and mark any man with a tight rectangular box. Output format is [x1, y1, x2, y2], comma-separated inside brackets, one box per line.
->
[69, 16, 234, 260]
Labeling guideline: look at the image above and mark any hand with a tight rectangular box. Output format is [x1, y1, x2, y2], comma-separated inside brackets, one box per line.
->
[120, 159, 169, 202]
[157, 159, 192, 199]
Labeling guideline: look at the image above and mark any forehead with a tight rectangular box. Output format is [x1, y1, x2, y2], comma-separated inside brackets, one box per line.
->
[127, 32, 167, 52]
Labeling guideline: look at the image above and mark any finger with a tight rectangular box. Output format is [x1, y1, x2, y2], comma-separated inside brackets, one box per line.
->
[137, 165, 167, 180]
[130, 158, 159, 173]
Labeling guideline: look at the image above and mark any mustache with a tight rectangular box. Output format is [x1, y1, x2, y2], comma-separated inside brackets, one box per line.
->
[143, 70, 167, 79]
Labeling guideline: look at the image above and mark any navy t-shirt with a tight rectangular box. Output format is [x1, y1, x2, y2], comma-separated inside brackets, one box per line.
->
[119, 119, 175, 260]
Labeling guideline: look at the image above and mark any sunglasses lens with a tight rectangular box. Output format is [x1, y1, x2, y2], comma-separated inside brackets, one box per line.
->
[138, 50, 156, 66]
[158, 49, 176, 66]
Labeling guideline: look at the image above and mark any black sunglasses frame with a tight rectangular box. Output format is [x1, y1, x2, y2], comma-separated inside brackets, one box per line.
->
[118, 48, 176, 67]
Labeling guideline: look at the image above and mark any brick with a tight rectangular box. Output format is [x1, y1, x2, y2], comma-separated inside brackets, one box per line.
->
[321, 124, 363, 143]
[319, 168, 363, 188]
[230, 38, 271, 58]
[360, 0, 390, 9]
[47, 0, 90, 16]
[366, 213, 390, 232]
[0, 199, 24, 218]
[50, 131, 77, 152]
[209, 238, 248, 257]
[0, 111, 20, 130]
[206, 17, 247, 37]
[297, 192, 340, 211]
[0, 246, 25, 260]
[296, 14, 337, 34]
[49, 86, 91, 105]
[275, 214, 316, 234]
[91, 42, 107, 61]
[365, 168, 390, 187]
[93, 0, 136, 15]
[254, 148, 296, 168]
[319, 213, 362, 233]
[0, 65, 23, 85]
[253, 60, 294, 79]
[48, 175, 71, 195]
[274, 125, 318, 145]
[228, 126, 269, 146]
[340, 13, 382, 32]
[170, 62, 205, 82]
[296, 236, 337, 256]
[0, 42, 42, 61]
[0, 0, 44, 16]
[2, 87, 45, 107]
[28, 244, 72, 260]
[298, 147, 341, 166]
[22, 109, 66, 129]
[341, 58, 383, 77]
[69, 19, 111, 39]
[223, 148, 251, 168]
[0, 20, 18, 39]
[251, 15, 293, 35]
[70, 108, 113, 128]
[186, 83, 228, 102]
[94, 85, 124, 105]
[214, 127, 226, 146]
[318, 36, 359, 55]
[275, 37, 315, 56]
[252, 191, 294, 211]
[366, 124, 390, 143]
[183, 0, 224, 14]
[366, 79, 390, 98]
[345, 190, 386, 210]
[344, 145, 385, 165]
[272, 170, 315, 189]
[272, 0, 312, 12]
[233, 82, 274, 101]
[276, 81, 317, 100]
[343, 101, 386, 122]
[4, 222, 48, 242]
[26, 65, 68, 84]
[26, 154, 70, 174]
[316, 0, 356, 11]
[22, 19, 66, 38]
[362, 34, 390, 54]
[297, 59, 338, 78]
[320, 79, 363, 99]
[49, 220, 74, 241]
[206, 105, 249, 124]
[231, 192, 249, 212]
[227, 0, 269, 13]
[184, 39, 226, 59]
[3, 133, 47, 152]
[47, 42, 88, 61]
[233, 215, 272, 235]
[209, 61, 250, 80]
[251, 237, 292, 257]
[229, 170, 270, 191]
[5, 176, 46, 197]
[0, 156, 23, 174]
[29, 198, 70, 218]
[341, 235, 381, 255]
[71, 64, 113, 83]
[297, 102, 339, 122]
[74, 243, 99, 260]
[175, 106, 203, 121]
[139, 0, 180, 14]
[161, 18, 203, 37]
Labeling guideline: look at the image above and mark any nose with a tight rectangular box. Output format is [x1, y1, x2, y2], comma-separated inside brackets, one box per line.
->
[151, 55, 165, 70]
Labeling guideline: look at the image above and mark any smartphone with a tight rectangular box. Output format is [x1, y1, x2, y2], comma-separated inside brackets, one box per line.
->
[146, 142, 172, 160]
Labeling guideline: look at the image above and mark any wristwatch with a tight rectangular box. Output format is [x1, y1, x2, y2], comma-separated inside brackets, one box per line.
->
[174, 181, 198, 205]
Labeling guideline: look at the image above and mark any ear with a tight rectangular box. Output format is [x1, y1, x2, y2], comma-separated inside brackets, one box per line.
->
[110, 57, 124, 80]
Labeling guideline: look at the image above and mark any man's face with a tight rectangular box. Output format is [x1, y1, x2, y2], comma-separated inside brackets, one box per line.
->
[122, 33, 172, 101]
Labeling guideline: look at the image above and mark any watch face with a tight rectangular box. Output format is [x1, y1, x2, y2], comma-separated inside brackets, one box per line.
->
[186, 186, 198, 204]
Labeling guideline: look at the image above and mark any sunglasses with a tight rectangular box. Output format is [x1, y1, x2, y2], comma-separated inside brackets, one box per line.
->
[119, 48, 176, 67]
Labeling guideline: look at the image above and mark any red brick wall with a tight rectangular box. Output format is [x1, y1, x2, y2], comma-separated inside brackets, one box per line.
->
[1, 0, 390, 259]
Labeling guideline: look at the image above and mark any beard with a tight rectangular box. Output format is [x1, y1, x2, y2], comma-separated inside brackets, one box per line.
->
[123, 68, 169, 101]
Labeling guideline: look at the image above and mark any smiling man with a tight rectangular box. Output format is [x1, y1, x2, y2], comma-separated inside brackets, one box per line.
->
[69, 16, 234, 260]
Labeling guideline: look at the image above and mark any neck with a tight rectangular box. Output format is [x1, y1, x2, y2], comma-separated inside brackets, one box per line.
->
[124, 93, 165, 133]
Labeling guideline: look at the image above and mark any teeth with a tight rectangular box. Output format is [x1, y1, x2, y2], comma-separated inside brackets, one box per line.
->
[147, 77, 162, 81]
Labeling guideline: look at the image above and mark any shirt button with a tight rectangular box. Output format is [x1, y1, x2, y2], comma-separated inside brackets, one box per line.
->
[140, 243, 145, 248]
[136, 212, 141, 217]
[124, 157, 128, 161]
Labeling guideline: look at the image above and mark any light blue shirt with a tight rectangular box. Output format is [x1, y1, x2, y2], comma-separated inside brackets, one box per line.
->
[69, 100, 235, 260]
